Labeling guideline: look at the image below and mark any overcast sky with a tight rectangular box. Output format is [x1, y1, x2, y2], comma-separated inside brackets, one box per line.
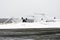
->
[0, 0, 60, 18]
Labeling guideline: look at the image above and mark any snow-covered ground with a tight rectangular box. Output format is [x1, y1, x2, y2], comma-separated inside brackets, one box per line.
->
[0, 22, 60, 29]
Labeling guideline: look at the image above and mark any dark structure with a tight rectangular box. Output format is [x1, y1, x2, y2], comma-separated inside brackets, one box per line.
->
[21, 17, 34, 23]
[21, 17, 27, 22]
[54, 17, 56, 19]
[0, 28, 60, 40]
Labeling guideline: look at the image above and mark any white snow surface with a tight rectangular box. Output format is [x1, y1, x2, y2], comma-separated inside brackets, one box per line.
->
[0, 22, 60, 29]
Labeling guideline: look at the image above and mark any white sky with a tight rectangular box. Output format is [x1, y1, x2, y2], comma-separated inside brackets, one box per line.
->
[0, 0, 60, 18]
